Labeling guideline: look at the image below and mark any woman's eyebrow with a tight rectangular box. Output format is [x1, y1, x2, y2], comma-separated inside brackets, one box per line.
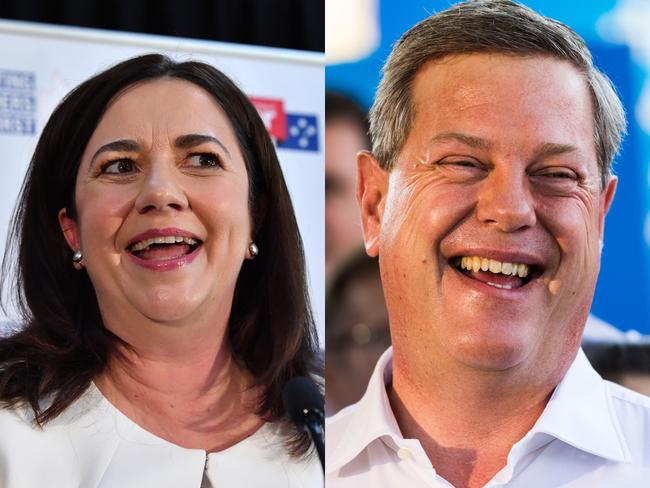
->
[88, 134, 233, 172]
[175, 133, 231, 160]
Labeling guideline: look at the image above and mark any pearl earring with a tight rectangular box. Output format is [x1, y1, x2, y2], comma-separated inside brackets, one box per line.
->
[248, 242, 259, 259]
[72, 250, 83, 263]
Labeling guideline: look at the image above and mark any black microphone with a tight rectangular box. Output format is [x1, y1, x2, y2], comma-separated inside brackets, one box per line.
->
[282, 376, 324, 471]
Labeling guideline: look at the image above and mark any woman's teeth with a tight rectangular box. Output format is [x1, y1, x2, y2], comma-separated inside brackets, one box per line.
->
[456, 256, 530, 278]
[130, 236, 198, 252]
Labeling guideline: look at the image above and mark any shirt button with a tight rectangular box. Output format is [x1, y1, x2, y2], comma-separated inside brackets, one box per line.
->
[397, 447, 412, 460]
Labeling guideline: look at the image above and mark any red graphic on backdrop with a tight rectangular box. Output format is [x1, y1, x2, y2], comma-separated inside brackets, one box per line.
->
[249, 97, 288, 141]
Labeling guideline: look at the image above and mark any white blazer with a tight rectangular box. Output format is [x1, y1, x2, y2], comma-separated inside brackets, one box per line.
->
[0, 384, 322, 487]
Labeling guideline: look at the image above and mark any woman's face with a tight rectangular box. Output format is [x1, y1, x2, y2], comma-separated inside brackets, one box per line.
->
[59, 78, 252, 335]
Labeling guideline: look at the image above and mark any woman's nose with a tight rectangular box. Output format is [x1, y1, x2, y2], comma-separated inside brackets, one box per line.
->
[134, 161, 189, 214]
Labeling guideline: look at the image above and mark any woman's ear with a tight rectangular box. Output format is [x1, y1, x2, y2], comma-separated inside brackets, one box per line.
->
[58, 208, 83, 269]
[58, 208, 80, 250]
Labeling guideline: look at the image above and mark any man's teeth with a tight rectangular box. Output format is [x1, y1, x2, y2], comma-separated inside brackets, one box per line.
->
[131, 236, 198, 252]
[487, 282, 513, 290]
[457, 256, 530, 278]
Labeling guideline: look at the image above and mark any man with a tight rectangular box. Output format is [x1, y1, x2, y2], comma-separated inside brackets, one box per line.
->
[325, 91, 371, 279]
[326, 1, 650, 487]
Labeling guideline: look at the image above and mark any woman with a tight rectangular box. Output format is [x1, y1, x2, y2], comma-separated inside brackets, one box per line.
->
[0, 54, 321, 487]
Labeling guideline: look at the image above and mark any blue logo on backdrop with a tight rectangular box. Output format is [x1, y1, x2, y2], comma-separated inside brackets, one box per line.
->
[0, 69, 36, 136]
[277, 113, 319, 151]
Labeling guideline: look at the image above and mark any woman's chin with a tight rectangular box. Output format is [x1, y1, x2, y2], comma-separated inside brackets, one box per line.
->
[129, 288, 210, 324]
[141, 306, 196, 324]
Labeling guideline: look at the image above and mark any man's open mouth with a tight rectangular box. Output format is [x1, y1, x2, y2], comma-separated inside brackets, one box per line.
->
[450, 255, 542, 290]
[128, 236, 202, 261]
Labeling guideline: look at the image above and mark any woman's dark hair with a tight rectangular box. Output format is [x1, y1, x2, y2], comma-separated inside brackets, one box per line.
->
[0, 54, 319, 456]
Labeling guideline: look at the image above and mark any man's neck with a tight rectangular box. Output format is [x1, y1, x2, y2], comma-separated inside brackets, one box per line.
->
[388, 352, 568, 488]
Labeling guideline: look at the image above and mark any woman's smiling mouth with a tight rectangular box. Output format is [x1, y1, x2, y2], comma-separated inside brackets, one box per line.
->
[126, 228, 203, 270]
[130, 236, 200, 260]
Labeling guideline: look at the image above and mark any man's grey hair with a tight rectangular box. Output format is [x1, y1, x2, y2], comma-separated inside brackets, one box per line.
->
[369, 0, 626, 188]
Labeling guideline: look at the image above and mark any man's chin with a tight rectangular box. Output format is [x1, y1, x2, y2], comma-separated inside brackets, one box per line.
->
[449, 330, 538, 372]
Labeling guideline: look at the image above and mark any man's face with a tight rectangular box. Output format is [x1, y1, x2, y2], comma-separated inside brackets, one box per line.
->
[359, 53, 616, 375]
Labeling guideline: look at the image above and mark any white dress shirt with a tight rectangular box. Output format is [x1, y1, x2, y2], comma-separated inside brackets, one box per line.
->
[0, 383, 321, 488]
[326, 347, 650, 487]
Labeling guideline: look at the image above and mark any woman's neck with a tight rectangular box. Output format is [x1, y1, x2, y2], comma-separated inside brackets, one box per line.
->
[94, 333, 264, 452]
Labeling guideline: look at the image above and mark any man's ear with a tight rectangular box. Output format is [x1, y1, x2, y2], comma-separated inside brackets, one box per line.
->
[598, 175, 617, 238]
[357, 151, 388, 257]
[58, 208, 80, 252]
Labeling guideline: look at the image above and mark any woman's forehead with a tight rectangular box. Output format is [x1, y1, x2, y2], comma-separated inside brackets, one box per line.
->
[81, 78, 243, 162]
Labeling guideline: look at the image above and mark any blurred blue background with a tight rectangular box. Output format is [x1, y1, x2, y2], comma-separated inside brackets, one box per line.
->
[327, 0, 650, 334]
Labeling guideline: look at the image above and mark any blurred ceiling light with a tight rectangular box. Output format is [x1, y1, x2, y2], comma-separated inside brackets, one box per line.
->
[326, 0, 379, 64]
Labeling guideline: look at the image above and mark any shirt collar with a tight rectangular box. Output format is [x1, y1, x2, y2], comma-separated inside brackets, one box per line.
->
[326, 347, 402, 473]
[520, 348, 631, 463]
[327, 347, 631, 474]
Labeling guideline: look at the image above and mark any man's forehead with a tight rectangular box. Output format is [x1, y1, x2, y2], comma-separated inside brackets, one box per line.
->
[405, 52, 595, 155]
[412, 52, 587, 100]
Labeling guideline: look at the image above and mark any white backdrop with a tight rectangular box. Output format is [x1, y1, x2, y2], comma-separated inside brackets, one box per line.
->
[0, 20, 325, 342]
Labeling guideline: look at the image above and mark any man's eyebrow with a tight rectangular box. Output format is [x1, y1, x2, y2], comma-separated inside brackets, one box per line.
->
[429, 132, 492, 150]
[175, 134, 231, 159]
[532, 142, 579, 160]
[429, 134, 579, 159]
[90, 139, 140, 170]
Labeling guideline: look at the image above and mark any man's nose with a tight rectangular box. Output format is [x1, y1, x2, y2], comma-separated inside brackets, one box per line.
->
[134, 161, 189, 214]
[476, 169, 536, 232]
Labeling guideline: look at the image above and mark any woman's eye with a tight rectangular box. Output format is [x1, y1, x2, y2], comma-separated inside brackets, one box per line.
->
[101, 159, 136, 174]
[188, 153, 221, 168]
